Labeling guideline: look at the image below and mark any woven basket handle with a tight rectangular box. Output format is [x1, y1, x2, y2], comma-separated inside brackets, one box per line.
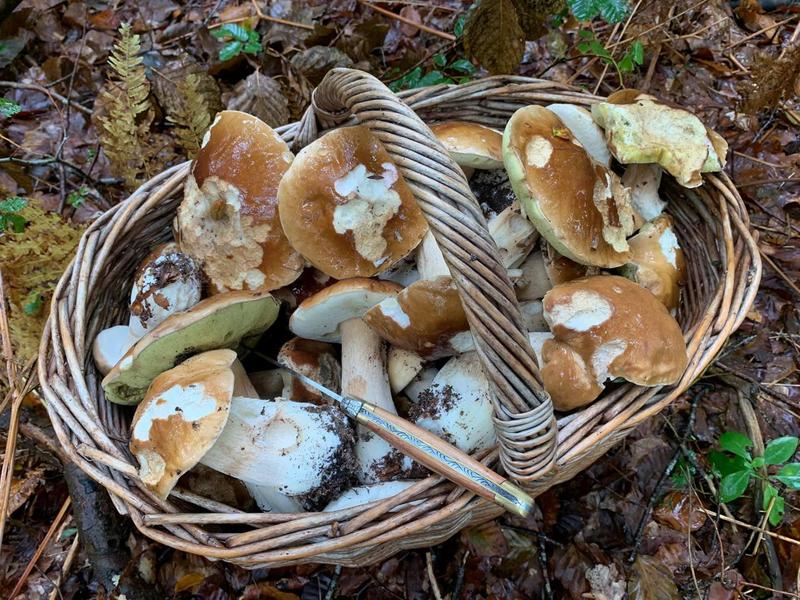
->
[305, 68, 557, 483]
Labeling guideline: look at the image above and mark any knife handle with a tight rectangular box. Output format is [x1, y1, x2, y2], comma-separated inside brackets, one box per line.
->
[354, 402, 534, 517]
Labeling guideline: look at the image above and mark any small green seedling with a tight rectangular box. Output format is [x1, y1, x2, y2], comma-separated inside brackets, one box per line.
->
[0, 98, 21, 118]
[67, 186, 90, 208]
[211, 23, 261, 62]
[576, 30, 644, 84]
[0, 197, 28, 233]
[709, 431, 800, 527]
[388, 55, 476, 92]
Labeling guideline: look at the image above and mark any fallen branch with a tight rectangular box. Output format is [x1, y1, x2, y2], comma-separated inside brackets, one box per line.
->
[358, 0, 456, 41]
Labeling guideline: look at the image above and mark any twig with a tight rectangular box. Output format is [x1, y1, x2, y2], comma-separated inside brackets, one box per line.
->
[358, 0, 456, 41]
[323, 565, 342, 600]
[450, 550, 469, 600]
[725, 15, 798, 50]
[740, 581, 800, 598]
[47, 533, 80, 600]
[0, 81, 92, 116]
[737, 177, 800, 187]
[607, 0, 708, 50]
[760, 249, 800, 298]
[426, 551, 443, 600]
[538, 531, 554, 600]
[8, 497, 72, 599]
[593, 0, 642, 94]
[248, 0, 314, 30]
[698, 507, 800, 546]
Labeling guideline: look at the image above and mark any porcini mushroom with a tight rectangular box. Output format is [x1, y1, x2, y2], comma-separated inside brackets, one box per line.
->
[620, 215, 685, 312]
[539, 275, 688, 410]
[622, 164, 665, 227]
[323, 480, 419, 512]
[289, 278, 405, 483]
[591, 91, 728, 188]
[487, 201, 538, 268]
[278, 125, 428, 279]
[515, 241, 594, 301]
[387, 347, 424, 395]
[546, 103, 611, 166]
[177, 110, 304, 292]
[410, 352, 496, 455]
[128, 242, 203, 338]
[363, 231, 469, 359]
[429, 121, 504, 170]
[277, 337, 341, 404]
[92, 325, 137, 376]
[102, 290, 280, 405]
[129, 350, 356, 511]
[503, 105, 633, 266]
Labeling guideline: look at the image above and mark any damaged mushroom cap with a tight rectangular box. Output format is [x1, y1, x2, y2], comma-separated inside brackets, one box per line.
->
[620, 215, 686, 312]
[102, 290, 281, 405]
[129, 349, 237, 498]
[177, 110, 304, 292]
[410, 352, 496, 454]
[289, 278, 402, 343]
[93, 325, 137, 376]
[546, 103, 611, 166]
[201, 397, 356, 511]
[278, 125, 428, 279]
[277, 337, 341, 404]
[429, 121, 504, 170]
[621, 163, 666, 228]
[502, 105, 632, 267]
[540, 275, 687, 410]
[129, 242, 203, 338]
[363, 277, 469, 359]
[591, 91, 728, 188]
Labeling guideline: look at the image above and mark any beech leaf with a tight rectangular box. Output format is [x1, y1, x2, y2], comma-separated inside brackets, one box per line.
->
[463, 0, 526, 75]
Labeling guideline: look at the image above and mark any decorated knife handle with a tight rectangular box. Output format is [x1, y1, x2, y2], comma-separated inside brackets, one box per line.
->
[353, 401, 534, 517]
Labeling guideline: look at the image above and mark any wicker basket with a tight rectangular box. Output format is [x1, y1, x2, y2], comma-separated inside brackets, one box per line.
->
[38, 70, 761, 568]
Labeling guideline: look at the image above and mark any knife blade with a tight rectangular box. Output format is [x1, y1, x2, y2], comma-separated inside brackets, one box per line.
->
[257, 353, 534, 517]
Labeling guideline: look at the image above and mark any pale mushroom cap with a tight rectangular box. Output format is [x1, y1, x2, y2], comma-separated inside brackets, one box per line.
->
[410, 352, 496, 454]
[592, 91, 728, 188]
[278, 125, 428, 279]
[102, 290, 281, 405]
[323, 480, 418, 512]
[502, 105, 631, 267]
[542, 275, 687, 394]
[177, 110, 303, 292]
[363, 276, 469, 359]
[129, 349, 237, 498]
[129, 242, 203, 338]
[622, 215, 685, 311]
[546, 103, 611, 166]
[289, 278, 402, 343]
[277, 337, 341, 403]
[92, 325, 137, 376]
[430, 121, 504, 169]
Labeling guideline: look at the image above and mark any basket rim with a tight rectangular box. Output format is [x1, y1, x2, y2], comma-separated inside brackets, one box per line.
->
[36, 73, 762, 568]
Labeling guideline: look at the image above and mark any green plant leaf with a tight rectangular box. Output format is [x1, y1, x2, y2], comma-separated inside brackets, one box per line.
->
[618, 52, 634, 73]
[463, 0, 526, 75]
[0, 196, 27, 212]
[1, 213, 27, 233]
[631, 40, 644, 64]
[0, 98, 21, 118]
[454, 13, 468, 37]
[219, 41, 243, 62]
[719, 431, 753, 460]
[433, 54, 447, 68]
[23, 291, 43, 315]
[708, 450, 749, 478]
[449, 58, 476, 74]
[577, 38, 612, 60]
[764, 436, 799, 465]
[776, 463, 800, 489]
[763, 483, 785, 526]
[66, 186, 89, 208]
[416, 70, 450, 87]
[568, 0, 629, 23]
[720, 470, 751, 503]
[751, 456, 765, 469]
[212, 23, 250, 42]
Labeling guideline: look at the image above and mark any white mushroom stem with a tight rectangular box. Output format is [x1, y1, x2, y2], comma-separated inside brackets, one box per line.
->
[387, 347, 424, 394]
[416, 230, 451, 280]
[487, 203, 538, 268]
[340, 318, 401, 483]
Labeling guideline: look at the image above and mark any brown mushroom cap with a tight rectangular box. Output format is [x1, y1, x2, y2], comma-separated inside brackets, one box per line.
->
[177, 110, 303, 293]
[363, 276, 469, 359]
[542, 241, 594, 286]
[429, 121, 504, 169]
[541, 275, 687, 410]
[277, 337, 341, 404]
[129, 349, 237, 498]
[278, 125, 428, 279]
[539, 341, 603, 411]
[289, 278, 403, 342]
[502, 105, 632, 267]
[622, 215, 685, 311]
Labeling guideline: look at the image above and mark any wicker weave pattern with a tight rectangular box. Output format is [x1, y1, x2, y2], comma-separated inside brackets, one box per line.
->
[37, 73, 761, 568]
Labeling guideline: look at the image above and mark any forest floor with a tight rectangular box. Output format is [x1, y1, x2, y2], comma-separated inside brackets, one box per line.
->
[0, 0, 799, 598]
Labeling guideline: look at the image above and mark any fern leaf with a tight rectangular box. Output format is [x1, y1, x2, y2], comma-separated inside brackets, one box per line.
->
[166, 73, 212, 158]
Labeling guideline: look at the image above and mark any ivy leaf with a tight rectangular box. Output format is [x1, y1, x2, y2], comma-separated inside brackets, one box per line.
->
[776, 463, 800, 489]
[568, 0, 629, 23]
[719, 431, 753, 460]
[719, 470, 751, 503]
[763, 483, 785, 527]
[0, 98, 21, 118]
[464, 0, 526, 75]
[23, 292, 43, 316]
[764, 436, 799, 465]
[0, 196, 27, 212]
[450, 58, 477, 74]
[219, 40, 243, 62]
